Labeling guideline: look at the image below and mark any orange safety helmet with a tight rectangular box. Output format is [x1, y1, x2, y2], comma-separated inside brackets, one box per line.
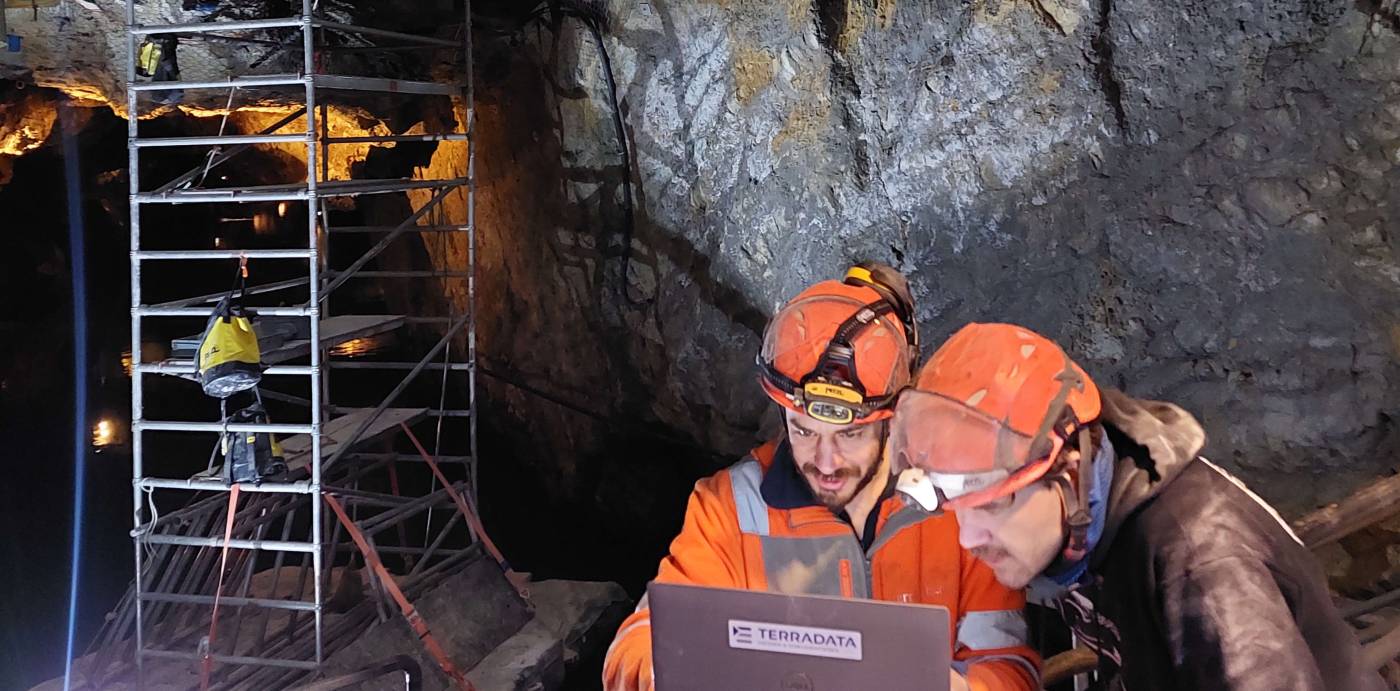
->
[757, 263, 919, 425]
[890, 323, 1101, 512]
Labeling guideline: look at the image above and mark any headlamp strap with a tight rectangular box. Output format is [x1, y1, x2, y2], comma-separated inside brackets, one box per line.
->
[827, 300, 895, 351]
[757, 356, 801, 395]
[760, 299, 893, 399]
[758, 356, 896, 414]
[843, 266, 918, 355]
[808, 299, 899, 391]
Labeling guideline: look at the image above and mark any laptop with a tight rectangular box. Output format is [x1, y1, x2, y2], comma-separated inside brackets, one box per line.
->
[648, 582, 952, 691]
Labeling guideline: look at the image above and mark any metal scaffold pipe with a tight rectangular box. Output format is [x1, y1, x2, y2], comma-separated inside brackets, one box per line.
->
[116, 0, 481, 683]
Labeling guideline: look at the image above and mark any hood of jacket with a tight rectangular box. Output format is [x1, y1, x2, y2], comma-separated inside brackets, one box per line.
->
[1091, 387, 1206, 568]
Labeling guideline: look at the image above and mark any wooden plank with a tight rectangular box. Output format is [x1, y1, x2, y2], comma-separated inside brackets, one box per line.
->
[1294, 473, 1400, 548]
[259, 315, 406, 365]
[1364, 615, 1400, 670]
[194, 407, 426, 479]
[280, 407, 426, 471]
[1042, 647, 1098, 688]
[162, 314, 405, 370]
[170, 315, 302, 356]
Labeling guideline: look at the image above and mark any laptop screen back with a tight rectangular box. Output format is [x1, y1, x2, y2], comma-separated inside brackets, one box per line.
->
[649, 582, 952, 691]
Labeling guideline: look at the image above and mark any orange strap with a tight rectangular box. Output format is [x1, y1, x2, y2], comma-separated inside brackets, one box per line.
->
[398, 422, 509, 569]
[200, 483, 241, 691]
[387, 461, 403, 497]
[324, 493, 476, 691]
[386, 461, 413, 567]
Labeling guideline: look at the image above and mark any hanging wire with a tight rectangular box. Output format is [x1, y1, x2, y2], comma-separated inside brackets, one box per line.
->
[416, 28, 471, 541]
[143, 488, 160, 570]
[495, 2, 640, 304]
[423, 178, 455, 548]
[195, 87, 239, 188]
[431, 184, 453, 460]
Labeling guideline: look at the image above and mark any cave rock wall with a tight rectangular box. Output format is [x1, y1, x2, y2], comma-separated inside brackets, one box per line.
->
[471, 0, 1400, 517]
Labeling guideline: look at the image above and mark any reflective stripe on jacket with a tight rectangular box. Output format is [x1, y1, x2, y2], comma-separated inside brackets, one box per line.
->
[603, 440, 1040, 691]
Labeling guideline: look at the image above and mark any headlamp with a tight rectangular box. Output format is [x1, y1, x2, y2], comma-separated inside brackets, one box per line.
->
[800, 379, 864, 424]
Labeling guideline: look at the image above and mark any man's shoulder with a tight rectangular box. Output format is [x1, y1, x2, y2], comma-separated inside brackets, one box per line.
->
[691, 460, 743, 492]
[1119, 458, 1301, 576]
[688, 453, 769, 502]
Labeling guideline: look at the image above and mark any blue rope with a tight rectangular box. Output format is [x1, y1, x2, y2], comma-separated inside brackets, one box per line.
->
[60, 101, 88, 691]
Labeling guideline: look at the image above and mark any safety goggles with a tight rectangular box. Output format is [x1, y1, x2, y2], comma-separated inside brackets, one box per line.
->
[889, 390, 1066, 512]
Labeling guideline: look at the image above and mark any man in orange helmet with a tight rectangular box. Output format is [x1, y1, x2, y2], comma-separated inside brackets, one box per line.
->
[890, 323, 1383, 690]
[603, 266, 1040, 691]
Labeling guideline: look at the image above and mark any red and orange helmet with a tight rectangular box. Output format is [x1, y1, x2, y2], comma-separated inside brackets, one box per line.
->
[891, 323, 1101, 511]
[757, 264, 919, 425]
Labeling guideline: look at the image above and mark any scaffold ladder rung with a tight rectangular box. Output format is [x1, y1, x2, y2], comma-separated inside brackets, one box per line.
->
[132, 133, 310, 148]
[131, 17, 304, 35]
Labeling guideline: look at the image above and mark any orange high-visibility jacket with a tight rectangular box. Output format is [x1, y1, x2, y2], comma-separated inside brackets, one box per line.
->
[603, 440, 1040, 691]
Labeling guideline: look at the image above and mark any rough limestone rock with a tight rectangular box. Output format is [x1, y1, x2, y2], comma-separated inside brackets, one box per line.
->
[463, 0, 1400, 565]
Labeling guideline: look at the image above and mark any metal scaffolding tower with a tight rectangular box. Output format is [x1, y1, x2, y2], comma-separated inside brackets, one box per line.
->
[91, 0, 487, 687]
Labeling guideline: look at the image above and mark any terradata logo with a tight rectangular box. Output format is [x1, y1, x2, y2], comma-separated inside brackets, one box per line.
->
[727, 619, 863, 661]
[731, 623, 754, 645]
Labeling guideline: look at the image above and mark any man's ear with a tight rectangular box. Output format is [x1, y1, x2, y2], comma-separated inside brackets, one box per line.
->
[1045, 470, 1075, 511]
[885, 444, 902, 472]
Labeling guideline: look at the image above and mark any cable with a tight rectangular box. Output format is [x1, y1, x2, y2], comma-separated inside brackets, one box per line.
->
[60, 100, 89, 691]
[569, 8, 640, 304]
[423, 187, 454, 548]
[195, 87, 238, 188]
[143, 488, 160, 570]
[597, 45, 640, 302]
[500, 2, 643, 304]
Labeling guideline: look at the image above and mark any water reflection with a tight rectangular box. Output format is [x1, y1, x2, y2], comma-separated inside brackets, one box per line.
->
[330, 333, 394, 358]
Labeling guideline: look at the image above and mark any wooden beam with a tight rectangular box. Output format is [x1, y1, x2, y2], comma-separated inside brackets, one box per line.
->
[259, 314, 406, 365]
[1293, 473, 1400, 549]
[189, 407, 427, 480]
[1042, 647, 1098, 687]
[1364, 615, 1400, 671]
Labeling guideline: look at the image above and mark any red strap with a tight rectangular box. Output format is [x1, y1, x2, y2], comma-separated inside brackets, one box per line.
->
[200, 483, 241, 690]
[324, 493, 476, 691]
[398, 422, 509, 569]
[387, 461, 403, 497]
[387, 461, 414, 568]
[399, 424, 530, 600]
